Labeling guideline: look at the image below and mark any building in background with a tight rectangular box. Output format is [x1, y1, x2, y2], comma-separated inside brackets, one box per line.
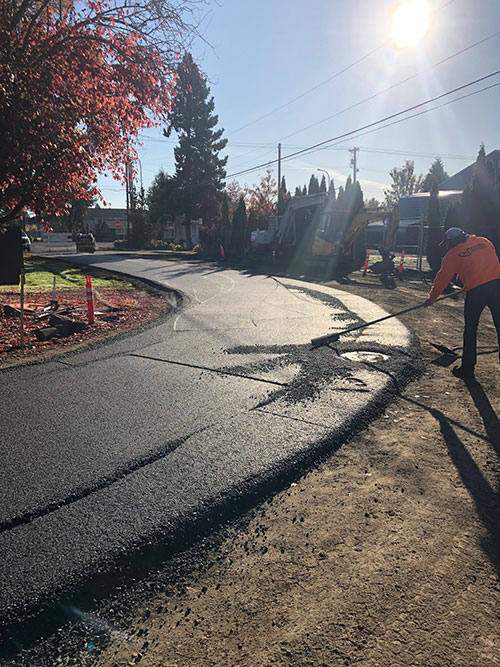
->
[84, 206, 128, 240]
[438, 149, 500, 191]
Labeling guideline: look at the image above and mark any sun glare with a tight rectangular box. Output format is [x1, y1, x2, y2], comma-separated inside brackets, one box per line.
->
[391, 0, 430, 48]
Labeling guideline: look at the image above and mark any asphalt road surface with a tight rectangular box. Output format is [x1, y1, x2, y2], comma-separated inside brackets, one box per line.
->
[0, 255, 421, 644]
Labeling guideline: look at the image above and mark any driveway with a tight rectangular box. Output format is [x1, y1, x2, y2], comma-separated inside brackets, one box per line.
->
[0, 255, 421, 638]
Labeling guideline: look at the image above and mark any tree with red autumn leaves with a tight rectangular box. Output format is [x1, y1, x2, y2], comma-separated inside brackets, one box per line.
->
[244, 170, 277, 228]
[0, 0, 203, 226]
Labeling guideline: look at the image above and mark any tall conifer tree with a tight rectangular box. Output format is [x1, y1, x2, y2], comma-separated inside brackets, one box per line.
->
[165, 53, 228, 245]
[308, 174, 320, 195]
[231, 196, 247, 256]
[462, 144, 500, 253]
[278, 176, 289, 215]
[421, 158, 449, 192]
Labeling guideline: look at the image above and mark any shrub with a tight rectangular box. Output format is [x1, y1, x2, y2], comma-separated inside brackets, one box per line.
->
[145, 239, 169, 249]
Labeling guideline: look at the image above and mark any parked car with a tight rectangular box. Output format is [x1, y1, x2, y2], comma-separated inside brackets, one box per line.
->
[76, 233, 96, 253]
[21, 230, 31, 252]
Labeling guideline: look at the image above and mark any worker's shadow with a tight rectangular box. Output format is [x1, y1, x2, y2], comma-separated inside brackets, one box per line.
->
[429, 379, 500, 574]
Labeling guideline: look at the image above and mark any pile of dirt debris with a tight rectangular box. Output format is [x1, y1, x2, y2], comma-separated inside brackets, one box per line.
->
[0, 287, 168, 369]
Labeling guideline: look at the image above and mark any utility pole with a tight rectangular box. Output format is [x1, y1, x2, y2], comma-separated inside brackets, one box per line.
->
[125, 162, 130, 241]
[277, 143, 282, 213]
[349, 147, 360, 183]
[125, 160, 135, 242]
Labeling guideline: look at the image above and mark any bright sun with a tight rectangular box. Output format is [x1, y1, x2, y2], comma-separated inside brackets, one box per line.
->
[391, 0, 431, 48]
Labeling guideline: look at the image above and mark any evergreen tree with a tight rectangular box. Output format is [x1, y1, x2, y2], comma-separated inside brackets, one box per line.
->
[131, 186, 155, 249]
[461, 144, 500, 253]
[319, 175, 327, 193]
[421, 158, 449, 192]
[426, 182, 442, 275]
[231, 196, 247, 256]
[294, 186, 302, 197]
[308, 174, 320, 194]
[165, 53, 228, 246]
[278, 176, 290, 215]
[302, 185, 308, 196]
[328, 180, 336, 197]
[147, 169, 178, 230]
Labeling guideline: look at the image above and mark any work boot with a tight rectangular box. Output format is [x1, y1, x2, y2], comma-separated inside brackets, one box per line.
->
[452, 366, 475, 379]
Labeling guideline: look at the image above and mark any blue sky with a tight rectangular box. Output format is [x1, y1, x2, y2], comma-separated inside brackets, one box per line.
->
[97, 0, 500, 208]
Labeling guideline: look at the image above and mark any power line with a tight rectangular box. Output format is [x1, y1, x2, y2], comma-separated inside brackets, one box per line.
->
[358, 147, 474, 160]
[139, 133, 475, 172]
[226, 69, 500, 179]
[228, 17, 493, 171]
[263, 81, 499, 188]
[309, 81, 500, 160]
[277, 29, 500, 143]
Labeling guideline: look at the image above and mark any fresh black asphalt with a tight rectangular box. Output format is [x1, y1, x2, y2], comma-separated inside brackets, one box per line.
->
[0, 255, 422, 649]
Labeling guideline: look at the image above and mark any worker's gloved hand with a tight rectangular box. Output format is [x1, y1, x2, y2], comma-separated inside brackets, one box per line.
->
[423, 298, 434, 307]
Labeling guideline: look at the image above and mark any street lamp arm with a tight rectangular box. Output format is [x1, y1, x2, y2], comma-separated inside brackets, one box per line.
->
[317, 168, 331, 188]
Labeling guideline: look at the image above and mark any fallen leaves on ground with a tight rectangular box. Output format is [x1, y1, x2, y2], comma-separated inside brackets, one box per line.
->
[0, 287, 168, 368]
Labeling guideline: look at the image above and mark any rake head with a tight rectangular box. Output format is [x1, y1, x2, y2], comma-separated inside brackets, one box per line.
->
[310, 332, 341, 348]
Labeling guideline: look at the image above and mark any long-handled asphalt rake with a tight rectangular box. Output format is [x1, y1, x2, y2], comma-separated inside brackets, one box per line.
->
[310, 290, 464, 349]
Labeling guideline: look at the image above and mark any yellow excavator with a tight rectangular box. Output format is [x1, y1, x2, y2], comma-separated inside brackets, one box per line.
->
[312, 202, 400, 284]
[251, 189, 400, 281]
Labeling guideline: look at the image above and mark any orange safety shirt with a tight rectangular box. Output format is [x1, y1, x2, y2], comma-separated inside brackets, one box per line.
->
[430, 234, 500, 301]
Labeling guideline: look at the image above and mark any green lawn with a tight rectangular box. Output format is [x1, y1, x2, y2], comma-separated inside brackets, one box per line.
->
[0, 257, 126, 292]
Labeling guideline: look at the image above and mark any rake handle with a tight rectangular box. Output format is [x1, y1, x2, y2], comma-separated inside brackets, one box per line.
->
[310, 289, 463, 349]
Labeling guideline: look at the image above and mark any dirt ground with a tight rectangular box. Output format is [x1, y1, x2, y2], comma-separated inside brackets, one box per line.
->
[74, 272, 498, 667]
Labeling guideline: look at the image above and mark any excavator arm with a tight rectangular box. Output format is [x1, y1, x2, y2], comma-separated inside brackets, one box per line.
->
[312, 205, 399, 277]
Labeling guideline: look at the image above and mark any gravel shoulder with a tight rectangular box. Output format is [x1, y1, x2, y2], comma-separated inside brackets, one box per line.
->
[8, 271, 500, 667]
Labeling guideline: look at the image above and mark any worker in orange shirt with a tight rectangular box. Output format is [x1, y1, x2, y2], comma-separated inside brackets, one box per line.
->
[424, 227, 500, 379]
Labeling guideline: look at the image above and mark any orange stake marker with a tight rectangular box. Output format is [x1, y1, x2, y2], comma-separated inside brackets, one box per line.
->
[86, 275, 94, 324]
[362, 249, 370, 276]
[398, 250, 406, 273]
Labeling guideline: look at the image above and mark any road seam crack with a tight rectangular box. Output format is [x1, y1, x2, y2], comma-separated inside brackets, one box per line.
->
[129, 353, 287, 386]
[0, 431, 203, 535]
[254, 407, 332, 428]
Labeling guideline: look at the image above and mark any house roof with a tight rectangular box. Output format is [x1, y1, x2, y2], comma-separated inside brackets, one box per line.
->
[86, 207, 127, 219]
[439, 150, 500, 191]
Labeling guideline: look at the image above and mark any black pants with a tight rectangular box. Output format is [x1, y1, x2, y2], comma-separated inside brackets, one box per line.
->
[462, 279, 500, 372]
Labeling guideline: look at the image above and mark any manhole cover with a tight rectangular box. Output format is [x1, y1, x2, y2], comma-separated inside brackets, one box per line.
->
[341, 351, 390, 363]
